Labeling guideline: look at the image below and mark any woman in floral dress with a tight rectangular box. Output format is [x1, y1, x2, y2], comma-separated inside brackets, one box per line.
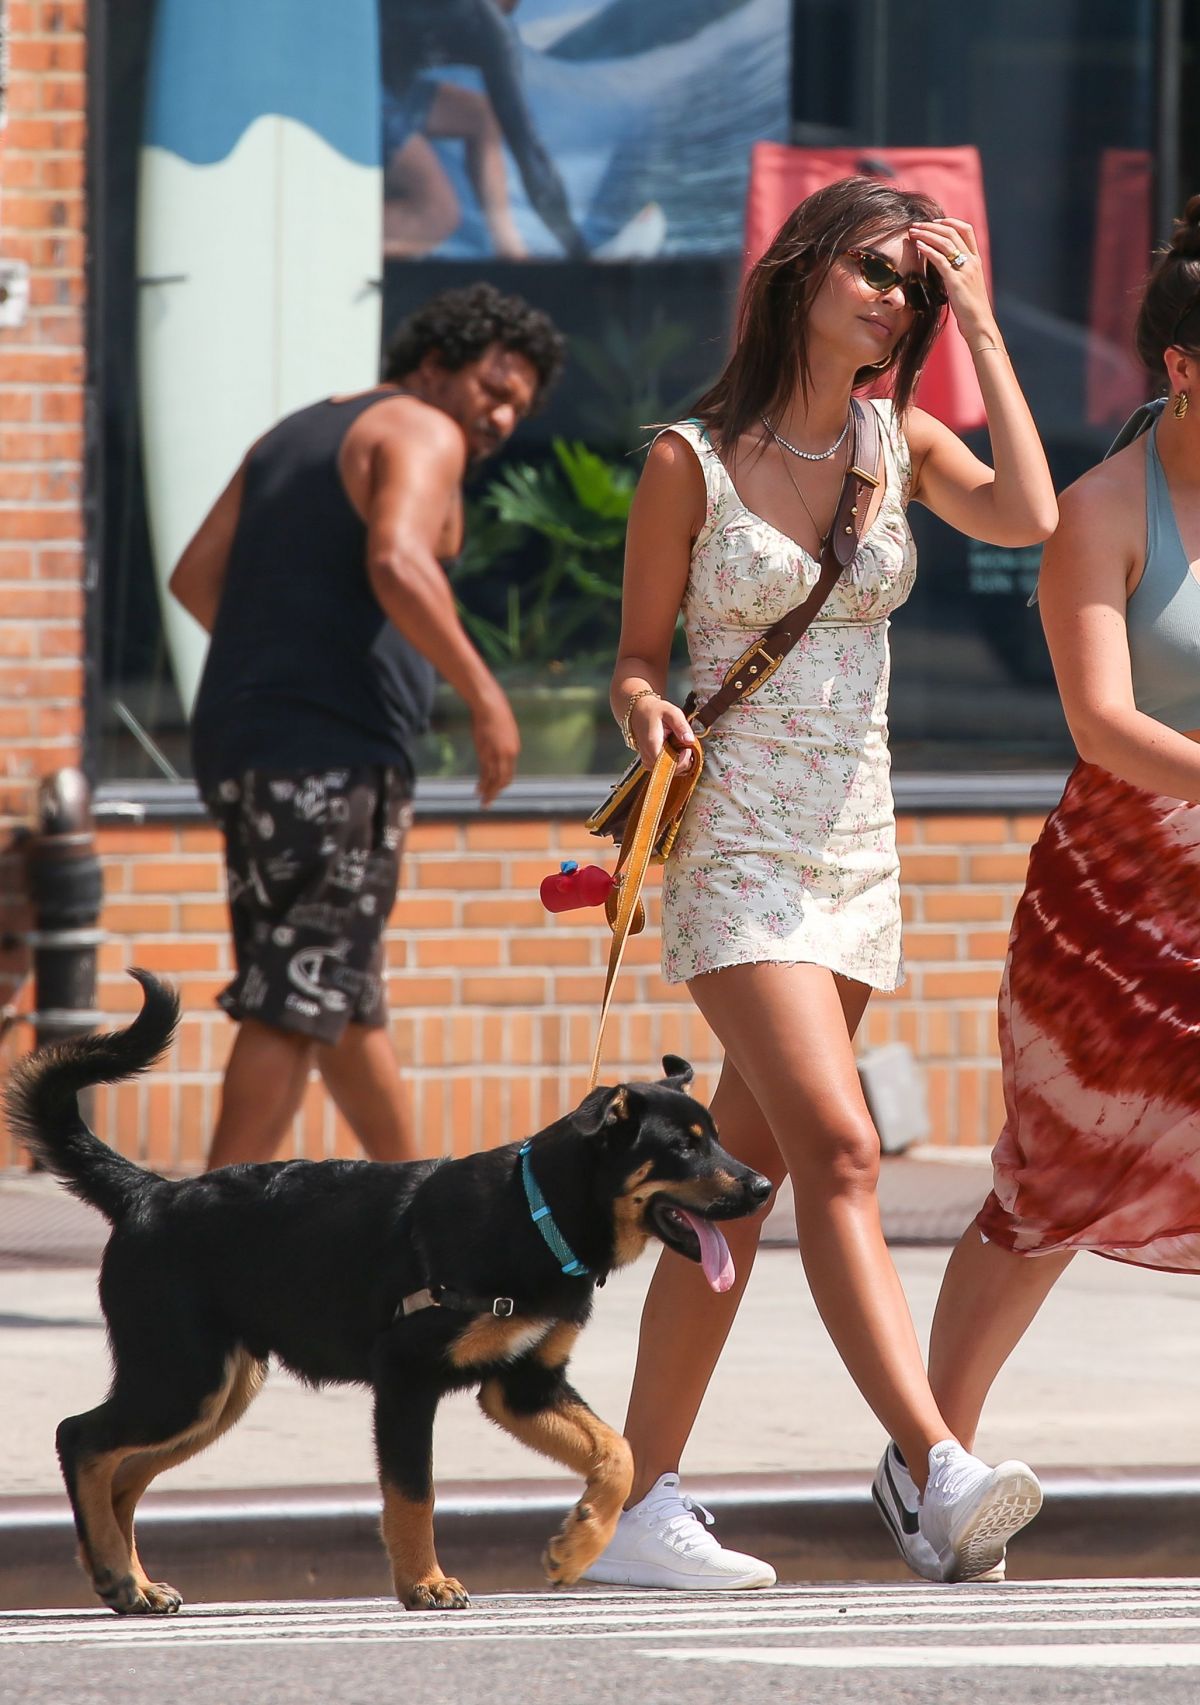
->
[584, 176, 1058, 1590]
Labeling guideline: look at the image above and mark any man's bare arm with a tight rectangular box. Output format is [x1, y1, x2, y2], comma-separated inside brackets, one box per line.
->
[366, 411, 519, 804]
[167, 462, 246, 632]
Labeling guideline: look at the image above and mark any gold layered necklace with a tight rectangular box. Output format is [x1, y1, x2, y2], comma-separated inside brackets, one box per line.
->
[761, 425, 847, 553]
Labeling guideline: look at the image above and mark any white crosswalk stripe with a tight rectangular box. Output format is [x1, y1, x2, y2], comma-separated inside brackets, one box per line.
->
[4, 1580, 1200, 1662]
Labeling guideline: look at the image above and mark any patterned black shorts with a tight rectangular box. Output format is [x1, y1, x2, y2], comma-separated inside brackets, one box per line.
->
[208, 767, 414, 1045]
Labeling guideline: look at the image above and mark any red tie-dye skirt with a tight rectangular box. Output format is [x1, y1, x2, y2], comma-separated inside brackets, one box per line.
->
[978, 760, 1200, 1273]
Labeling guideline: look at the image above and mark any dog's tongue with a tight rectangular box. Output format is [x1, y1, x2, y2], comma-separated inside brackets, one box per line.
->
[676, 1208, 734, 1293]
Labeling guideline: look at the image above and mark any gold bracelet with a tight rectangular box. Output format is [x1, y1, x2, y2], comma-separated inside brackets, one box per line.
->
[621, 687, 657, 750]
[971, 342, 1008, 356]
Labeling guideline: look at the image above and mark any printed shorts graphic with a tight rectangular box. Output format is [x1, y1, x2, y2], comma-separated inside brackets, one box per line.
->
[210, 767, 413, 1044]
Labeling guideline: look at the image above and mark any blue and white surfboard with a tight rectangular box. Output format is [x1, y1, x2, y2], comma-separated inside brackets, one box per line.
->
[137, 0, 382, 716]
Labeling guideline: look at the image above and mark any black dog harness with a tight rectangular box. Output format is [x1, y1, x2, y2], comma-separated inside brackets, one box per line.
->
[399, 1284, 516, 1319]
[397, 1142, 592, 1320]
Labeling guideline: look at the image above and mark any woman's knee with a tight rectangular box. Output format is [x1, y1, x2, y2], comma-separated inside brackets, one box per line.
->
[788, 1116, 881, 1198]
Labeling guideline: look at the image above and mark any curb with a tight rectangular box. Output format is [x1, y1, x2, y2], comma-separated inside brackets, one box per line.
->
[4, 1468, 1199, 1610]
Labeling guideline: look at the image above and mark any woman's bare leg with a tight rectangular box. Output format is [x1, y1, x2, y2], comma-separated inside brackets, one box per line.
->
[623, 959, 953, 1499]
[688, 964, 953, 1485]
[383, 133, 460, 259]
[622, 1058, 785, 1505]
[624, 960, 962, 1494]
[928, 1224, 1075, 1451]
[425, 84, 528, 259]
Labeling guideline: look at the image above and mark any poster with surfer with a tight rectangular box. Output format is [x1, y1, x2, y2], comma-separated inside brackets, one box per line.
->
[380, 0, 790, 263]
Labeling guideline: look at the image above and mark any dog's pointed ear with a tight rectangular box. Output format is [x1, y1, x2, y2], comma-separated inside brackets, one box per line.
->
[660, 1054, 694, 1091]
[575, 1084, 633, 1139]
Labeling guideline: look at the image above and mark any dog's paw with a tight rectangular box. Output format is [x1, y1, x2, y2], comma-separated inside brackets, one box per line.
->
[97, 1571, 183, 1616]
[543, 1500, 603, 1587]
[402, 1575, 471, 1611]
[140, 1581, 184, 1614]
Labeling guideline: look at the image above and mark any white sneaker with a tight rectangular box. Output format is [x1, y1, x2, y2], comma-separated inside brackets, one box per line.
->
[918, 1440, 1042, 1582]
[873, 1442, 1006, 1582]
[580, 1473, 776, 1590]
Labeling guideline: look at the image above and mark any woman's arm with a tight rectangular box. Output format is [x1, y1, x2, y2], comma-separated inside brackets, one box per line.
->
[906, 216, 1058, 546]
[1040, 468, 1200, 802]
[610, 432, 704, 768]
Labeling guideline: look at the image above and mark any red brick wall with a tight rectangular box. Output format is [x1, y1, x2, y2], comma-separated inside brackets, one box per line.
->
[0, 809, 1042, 1170]
[0, 0, 88, 1077]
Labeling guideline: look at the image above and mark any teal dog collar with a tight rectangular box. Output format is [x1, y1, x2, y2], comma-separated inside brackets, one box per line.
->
[519, 1141, 589, 1278]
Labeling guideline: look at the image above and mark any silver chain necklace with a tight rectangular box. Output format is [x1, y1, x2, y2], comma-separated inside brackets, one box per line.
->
[761, 412, 850, 462]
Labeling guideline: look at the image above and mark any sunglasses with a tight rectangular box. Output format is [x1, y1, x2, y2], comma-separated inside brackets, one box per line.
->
[845, 247, 945, 314]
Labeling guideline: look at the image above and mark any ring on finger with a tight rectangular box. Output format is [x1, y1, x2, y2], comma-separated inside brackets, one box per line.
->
[948, 250, 967, 270]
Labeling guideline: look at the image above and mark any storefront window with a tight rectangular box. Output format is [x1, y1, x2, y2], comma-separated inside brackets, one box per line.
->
[94, 0, 1159, 790]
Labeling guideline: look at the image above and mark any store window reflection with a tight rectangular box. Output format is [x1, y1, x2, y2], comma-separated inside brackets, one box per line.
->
[96, 0, 1159, 788]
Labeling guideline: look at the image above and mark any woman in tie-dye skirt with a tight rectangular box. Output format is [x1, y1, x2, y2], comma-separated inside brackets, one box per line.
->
[895, 203, 1200, 1528]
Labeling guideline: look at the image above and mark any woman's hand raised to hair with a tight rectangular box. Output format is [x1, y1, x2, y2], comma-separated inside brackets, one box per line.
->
[910, 218, 998, 348]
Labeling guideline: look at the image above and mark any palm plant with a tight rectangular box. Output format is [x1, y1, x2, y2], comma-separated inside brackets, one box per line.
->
[450, 438, 635, 679]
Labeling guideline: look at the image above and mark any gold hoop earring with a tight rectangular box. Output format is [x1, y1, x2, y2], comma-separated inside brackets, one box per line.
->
[1174, 390, 1190, 420]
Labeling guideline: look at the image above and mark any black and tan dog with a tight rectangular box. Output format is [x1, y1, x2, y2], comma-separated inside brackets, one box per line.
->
[4, 970, 770, 1615]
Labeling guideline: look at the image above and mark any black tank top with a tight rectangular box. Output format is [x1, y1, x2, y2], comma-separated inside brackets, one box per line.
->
[191, 391, 438, 795]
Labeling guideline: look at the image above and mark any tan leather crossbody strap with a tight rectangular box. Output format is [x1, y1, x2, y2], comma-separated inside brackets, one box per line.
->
[689, 398, 882, 734]
[588, 746, 678, 1092]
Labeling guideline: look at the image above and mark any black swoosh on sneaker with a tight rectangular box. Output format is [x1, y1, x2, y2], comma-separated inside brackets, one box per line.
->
[883, 1451, 921, 1535]
[872, 1482, 906, 1549]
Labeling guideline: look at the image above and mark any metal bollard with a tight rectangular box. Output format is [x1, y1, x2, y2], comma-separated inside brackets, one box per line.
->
[24, 767, 104, 1051]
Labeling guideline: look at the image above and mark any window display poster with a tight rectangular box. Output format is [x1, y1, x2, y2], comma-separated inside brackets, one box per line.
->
[380, 0, 789, 262]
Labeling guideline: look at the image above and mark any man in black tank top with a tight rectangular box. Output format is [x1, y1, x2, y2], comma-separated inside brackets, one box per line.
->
[168, 284, 564, 1171]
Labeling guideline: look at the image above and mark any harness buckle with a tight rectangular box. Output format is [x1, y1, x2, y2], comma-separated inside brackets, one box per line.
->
[400, 1287, 437, 1317]
[492, 1297, 515, 1318]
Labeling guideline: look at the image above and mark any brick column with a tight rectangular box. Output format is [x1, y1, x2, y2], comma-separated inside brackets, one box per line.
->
[0, 0, 88, 1097]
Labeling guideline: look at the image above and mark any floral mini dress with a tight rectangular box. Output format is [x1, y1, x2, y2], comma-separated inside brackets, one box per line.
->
[660, 399, 917, 990]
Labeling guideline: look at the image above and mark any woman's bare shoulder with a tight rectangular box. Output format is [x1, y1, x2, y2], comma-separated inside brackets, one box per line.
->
[1055, 441, 1145, 535]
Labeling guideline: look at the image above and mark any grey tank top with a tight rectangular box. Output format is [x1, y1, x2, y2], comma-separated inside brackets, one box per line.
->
[1127, 424, 1200, 733]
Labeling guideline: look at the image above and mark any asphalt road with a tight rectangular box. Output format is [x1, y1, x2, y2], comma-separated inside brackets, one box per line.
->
[7, 1582, 1200, 1705]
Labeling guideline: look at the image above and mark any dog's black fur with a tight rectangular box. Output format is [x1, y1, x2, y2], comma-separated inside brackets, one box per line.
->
[5, 970, 770, 1614]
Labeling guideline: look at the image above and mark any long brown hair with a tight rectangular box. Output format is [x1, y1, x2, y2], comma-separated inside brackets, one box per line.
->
[1135, 192, 1200, 374]
[694, 177, 949, 450]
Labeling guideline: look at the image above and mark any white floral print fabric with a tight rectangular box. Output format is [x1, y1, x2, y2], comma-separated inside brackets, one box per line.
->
[661, 400, 916, 990]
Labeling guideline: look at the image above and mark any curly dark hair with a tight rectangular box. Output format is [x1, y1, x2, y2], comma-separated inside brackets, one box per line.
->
[382, 282, 565, 400]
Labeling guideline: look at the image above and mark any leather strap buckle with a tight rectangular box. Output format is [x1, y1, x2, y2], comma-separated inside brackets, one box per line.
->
[849, 464, 881, 488]
[491, 1297, 515, 1318]
[723, 641, 783, 695]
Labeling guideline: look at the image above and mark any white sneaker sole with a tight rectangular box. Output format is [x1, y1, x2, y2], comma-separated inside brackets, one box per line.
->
[939, 1461, 1042, 1583]
[580, 1555, 777, 1591]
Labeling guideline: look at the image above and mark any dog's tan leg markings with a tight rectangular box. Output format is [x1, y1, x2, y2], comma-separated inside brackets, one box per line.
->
[478, 1378, 633, 1587]
[446, 1314, 552, 1369]
[64, 1350, 267, 1616]
[109, 1351, 268, 1614]
[380, 1484, 469, 1610]
[69, 1446, 141, 1613]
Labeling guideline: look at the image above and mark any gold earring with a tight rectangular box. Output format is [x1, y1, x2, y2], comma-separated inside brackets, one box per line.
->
[1174, 390, 1190, 420]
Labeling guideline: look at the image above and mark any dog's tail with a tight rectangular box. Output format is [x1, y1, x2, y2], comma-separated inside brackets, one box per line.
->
[3, 968, 180, 1223]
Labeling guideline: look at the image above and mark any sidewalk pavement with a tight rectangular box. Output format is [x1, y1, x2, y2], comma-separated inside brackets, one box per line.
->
[4, 1156, 1200, 1606]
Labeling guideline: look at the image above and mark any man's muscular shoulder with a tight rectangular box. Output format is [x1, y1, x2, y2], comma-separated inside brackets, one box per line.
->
[362, 392, 466, 466]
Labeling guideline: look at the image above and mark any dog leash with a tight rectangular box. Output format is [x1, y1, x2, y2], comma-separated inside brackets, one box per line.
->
[588, 744, 682, 1093]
